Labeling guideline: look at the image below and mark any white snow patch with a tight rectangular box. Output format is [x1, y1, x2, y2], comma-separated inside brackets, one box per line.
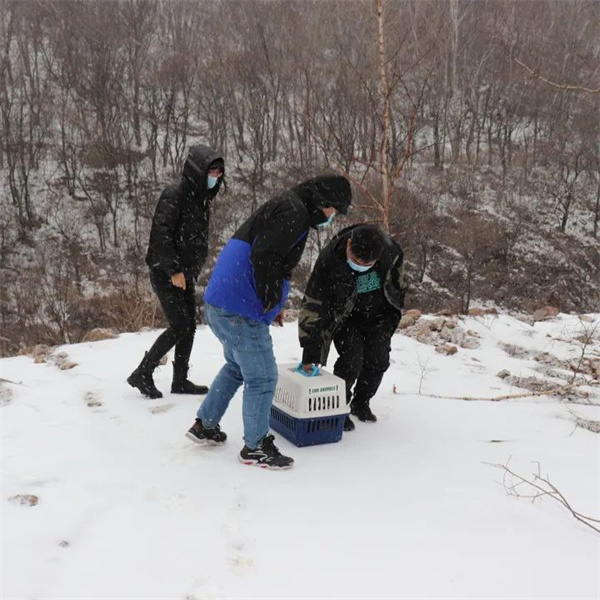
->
[1, 314, 599, 599]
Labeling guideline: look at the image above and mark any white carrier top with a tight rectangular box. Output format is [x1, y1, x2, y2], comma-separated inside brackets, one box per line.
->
[273, 363, 349, 419]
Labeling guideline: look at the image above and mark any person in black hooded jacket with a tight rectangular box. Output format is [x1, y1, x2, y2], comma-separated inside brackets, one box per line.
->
[185, 175, 352, 470]
[127, 144, 224, 399]
[299, 224, 406, 430]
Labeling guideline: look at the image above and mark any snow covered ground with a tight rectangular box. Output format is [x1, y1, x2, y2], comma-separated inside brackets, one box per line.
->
[1, 313, 599, 600]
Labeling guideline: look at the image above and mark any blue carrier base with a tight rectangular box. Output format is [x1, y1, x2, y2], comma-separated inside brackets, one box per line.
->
[269, 405, 346, 447]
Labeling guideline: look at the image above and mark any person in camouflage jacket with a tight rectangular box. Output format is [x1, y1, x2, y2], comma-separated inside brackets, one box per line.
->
[299, 224, 406, 430]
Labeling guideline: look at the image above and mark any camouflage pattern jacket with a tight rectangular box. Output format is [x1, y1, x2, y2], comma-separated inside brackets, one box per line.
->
[299, 225, 406, 365]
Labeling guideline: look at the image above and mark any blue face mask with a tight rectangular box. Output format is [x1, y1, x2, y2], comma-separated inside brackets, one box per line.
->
[317, 213, 335, 228]
[347, 258, 373, 273]
[207, 175, 219, 189]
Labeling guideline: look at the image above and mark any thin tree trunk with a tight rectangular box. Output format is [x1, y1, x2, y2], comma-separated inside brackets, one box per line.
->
[594, 177, 600, 238]
[375, 0, 390, 233]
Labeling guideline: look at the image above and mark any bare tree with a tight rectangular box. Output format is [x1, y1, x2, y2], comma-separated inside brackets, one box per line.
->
[0, 2, 52, 230]
[488, 460, 600, 534]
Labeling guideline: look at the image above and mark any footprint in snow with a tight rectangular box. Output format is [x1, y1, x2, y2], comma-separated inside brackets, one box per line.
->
[84, 390, 102, 408]
[149, 403, 175, 414]
[222, 494, 255, 575]
[145, 486, 189, 513]
[185, 579, 224, 599]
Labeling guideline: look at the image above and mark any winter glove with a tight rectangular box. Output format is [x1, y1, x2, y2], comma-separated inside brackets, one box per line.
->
[295, 362, 320, 377]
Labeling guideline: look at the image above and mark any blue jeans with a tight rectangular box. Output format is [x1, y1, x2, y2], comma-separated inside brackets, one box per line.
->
[196, 303, 278, 449]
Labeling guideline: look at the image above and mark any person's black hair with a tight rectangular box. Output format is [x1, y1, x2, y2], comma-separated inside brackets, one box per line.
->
[350, 225, 386, 262]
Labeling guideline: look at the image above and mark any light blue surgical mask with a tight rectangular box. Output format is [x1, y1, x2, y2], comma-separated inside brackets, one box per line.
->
[347, 258, 373, 273]
[207, 175, 219, 189]
[317, 213, 335, 228]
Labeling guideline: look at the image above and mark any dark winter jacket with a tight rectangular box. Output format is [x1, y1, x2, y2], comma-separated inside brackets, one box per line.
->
[204, 175, 352, 324]
[145, 145, 224, 279]
[299, 225, 406, 365]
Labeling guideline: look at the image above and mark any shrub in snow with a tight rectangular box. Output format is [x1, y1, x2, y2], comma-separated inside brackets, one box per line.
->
[19, 345, 54, 364]
[82, 328, 119, 343]
[49, 352, 77, 371]
[498, 342, 532, 359]
[401, 316, 480, 350]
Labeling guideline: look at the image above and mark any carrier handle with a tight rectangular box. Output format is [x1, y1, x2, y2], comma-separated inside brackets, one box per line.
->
[295, 362, 321, 377]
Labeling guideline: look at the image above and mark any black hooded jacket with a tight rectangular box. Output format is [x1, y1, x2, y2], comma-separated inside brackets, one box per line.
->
[298, 225, 406, 365]
[229, 174, 352, 314]
[145, 145, 224, 279]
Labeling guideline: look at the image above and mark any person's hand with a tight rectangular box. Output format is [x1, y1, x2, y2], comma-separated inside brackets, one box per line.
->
[171, 272, 186, 289]
[296, 363, 320, 377]
[273, 311, 285, 327]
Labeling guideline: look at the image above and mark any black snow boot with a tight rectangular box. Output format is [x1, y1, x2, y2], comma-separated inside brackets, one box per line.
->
[171, 361, 209, 395]
[127, 353, 162, 399]
[343, 415, 356, 431]
[351, 401, 377, 422]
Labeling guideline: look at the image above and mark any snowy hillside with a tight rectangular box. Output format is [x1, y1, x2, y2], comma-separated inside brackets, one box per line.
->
[2, 313, 599, 599]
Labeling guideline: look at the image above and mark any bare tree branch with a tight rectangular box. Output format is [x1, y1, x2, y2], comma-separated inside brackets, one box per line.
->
[306, 123, 384, 213]
[514, 56, 600, 94]
[569, 319, 600, 385]
[486, 460, 600, 534]
[393, 380, 599, 402]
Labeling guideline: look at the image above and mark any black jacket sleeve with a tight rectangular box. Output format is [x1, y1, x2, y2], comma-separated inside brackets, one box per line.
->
[251, 199, 308, 312]
[298, 253, 338, 364]
[378, 246, 406, 335]
[147, 187, 182, 276]
[383, 250, 406, 313]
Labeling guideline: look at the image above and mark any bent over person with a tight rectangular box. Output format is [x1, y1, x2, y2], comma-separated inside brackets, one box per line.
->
[185, 175, 352, 469]
[128, 145, 225, 399]
[299, 224, 406, 431]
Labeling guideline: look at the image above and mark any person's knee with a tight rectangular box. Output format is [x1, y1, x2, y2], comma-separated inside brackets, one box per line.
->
[365, 351, 390, 375]
[335, 352, 363, 380]
[245, 360, 277, 392]
[170, 316, 196, 340]
[262, 362, 278, 390]
[168, 322, 188, 340]
[267, 363, 278, 389]
[223, 361, 244, 384]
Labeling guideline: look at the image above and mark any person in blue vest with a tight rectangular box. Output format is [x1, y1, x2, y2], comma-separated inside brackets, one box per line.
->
[185, 175, 352, 469]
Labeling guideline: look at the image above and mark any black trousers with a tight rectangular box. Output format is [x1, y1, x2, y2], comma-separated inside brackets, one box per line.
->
[145, 269, 197, 370]
[332, 320, 393, 407]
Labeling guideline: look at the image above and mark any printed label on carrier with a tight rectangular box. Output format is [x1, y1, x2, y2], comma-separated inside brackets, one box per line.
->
[309, 385, 338, 394]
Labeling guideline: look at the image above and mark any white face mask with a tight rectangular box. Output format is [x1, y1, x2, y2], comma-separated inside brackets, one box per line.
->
[207, 175, 219, 189]
[317, 213, 335, 228]
[347, 258, 373, 272]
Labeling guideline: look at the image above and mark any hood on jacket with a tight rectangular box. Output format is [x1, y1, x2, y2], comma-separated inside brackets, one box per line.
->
[182, 144, 224, 190]
[292, 175, 352, 215]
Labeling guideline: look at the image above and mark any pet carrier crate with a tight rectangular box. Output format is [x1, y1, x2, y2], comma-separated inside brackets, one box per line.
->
[269, 363, 348, 447]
